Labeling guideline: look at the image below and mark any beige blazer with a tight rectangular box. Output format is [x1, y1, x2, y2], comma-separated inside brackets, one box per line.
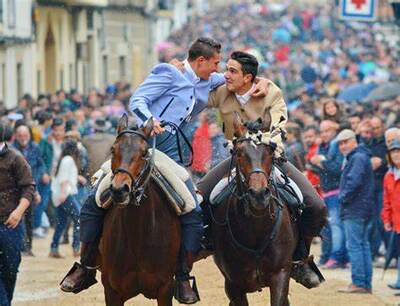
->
[208, 81, 287, 154]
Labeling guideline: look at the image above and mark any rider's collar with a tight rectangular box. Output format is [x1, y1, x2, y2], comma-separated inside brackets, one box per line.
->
[235, 84, 255, 106]
[184, 60, 200, 83]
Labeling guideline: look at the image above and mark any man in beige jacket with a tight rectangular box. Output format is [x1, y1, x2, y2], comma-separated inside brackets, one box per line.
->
[197, 51, 327, 289]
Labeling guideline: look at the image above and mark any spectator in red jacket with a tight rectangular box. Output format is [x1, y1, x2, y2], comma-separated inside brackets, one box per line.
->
[382, 139, 400, 290]
[302, 124, 322, 194]
[191, 112, 212, 180]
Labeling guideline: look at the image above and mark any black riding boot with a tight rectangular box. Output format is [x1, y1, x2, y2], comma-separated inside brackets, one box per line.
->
[60, 241, 99, 293]
[291, 237, 325, 289]
[174, 250, 200, 304]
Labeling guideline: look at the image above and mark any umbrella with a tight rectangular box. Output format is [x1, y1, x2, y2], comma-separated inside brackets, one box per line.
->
[363, 82, 400, 103]
[337, 83, 377, 103]
[382, 231, 397, 280]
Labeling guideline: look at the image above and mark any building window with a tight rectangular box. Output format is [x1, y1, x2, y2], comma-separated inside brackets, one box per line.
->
[7, 0, 15, 29]
[16, 63, 23, 99]
[87, 9, 94, 30]
[119, 56, 126, 80]
[0, 1, 3, 23]
[158, 0, 173, 10]
[102, 55, 108, 86]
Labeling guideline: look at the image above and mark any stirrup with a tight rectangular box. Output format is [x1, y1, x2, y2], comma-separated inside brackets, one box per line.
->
[291, 255, 325, 289]
[174, 276, 201, 304]
[60, 262, 98, 294]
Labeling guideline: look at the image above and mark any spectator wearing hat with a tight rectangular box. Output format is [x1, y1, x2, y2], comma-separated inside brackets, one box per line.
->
[381, 139, 400, 290]
[0, 122, 35, 306]
[337, 129, 374, 294]
[82, 118, 114, 177]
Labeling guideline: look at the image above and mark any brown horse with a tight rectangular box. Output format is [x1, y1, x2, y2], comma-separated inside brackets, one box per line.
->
[99, 114, 181, 306]
[211, 113, 298, 306]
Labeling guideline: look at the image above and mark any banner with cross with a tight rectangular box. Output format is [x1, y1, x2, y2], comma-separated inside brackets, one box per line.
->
[339, 0, 378, 21]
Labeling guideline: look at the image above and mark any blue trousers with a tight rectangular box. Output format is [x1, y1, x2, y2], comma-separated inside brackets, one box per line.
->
[34, 182, 51, 228]
[0, 223, 24, 306]
[343, 218, 373, 289]
[51, 195, 81, 252]
[325, 194, 347, 263]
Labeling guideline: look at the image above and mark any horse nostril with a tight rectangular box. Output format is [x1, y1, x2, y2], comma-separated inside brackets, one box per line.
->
[121, 184, 130, 193]
[111, 184, 130, 195]
[248, 188, 257, 196]
[262, 187, 270, 195]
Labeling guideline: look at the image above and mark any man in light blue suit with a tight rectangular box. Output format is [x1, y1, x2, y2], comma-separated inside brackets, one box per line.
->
[60, 37, 269, 304]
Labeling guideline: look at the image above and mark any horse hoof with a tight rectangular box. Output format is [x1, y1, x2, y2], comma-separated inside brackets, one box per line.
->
[174, 280, 200, 304]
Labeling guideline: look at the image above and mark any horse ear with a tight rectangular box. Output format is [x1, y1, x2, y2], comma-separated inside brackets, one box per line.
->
[142, 117, 154, 138]
[261, 108, 272, 132]
[117, 114, 129, 134]
[233, 112, 246, 138]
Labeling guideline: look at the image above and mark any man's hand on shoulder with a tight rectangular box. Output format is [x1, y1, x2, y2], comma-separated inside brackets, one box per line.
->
[251, 78, 272, 98]
[169, 58, 185, 72]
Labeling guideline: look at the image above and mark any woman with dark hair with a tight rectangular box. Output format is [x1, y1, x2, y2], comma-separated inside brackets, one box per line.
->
[322, 98, 343, 123]
[49, 140, 81, 258]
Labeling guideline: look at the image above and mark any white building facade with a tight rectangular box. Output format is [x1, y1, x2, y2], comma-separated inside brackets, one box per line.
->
[0, 0, 35, 108]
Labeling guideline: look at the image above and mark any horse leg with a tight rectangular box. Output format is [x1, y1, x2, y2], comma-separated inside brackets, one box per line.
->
[225, 279, 248, 306]
[269, 269, 291, 306]
[156, 280, 174, 306]
[103, 282, 125, 306]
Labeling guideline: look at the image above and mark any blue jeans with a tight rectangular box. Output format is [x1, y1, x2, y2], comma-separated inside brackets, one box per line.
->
[326, 194, 347, 263]
[51, 195, 81, 252]
[343, 218, 373, 289]
[0, 223, 24, 306]
[34, 182, 51, 228]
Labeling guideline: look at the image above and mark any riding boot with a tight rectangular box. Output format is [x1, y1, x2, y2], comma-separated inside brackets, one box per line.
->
[291, 237, 325, 289]
[60, 241, 99, 293]
[174, 250, 200, 304]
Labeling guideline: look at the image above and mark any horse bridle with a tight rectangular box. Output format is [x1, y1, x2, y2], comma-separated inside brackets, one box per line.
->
[112, 129, 155, 205]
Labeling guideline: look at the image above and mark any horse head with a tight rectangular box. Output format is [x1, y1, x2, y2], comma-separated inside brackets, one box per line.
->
[232, 109, 277, 212]
[110, 114, 153, 207]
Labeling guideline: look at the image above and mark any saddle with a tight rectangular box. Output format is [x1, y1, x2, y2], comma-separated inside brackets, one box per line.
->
[94, 149, 197, 215]
[209, 166, 304, 219]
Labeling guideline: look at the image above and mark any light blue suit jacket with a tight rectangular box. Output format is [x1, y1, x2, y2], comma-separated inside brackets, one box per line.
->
[129, 63, 225, 128]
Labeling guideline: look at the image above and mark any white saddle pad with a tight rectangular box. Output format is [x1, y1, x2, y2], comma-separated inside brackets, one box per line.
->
[94, 149, 196, 215]
[210, 166, 303, 204]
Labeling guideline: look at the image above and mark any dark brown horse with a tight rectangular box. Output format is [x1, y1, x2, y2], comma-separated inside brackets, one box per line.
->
[99, 115, 181, 306]
[211, 113, 298, 306]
